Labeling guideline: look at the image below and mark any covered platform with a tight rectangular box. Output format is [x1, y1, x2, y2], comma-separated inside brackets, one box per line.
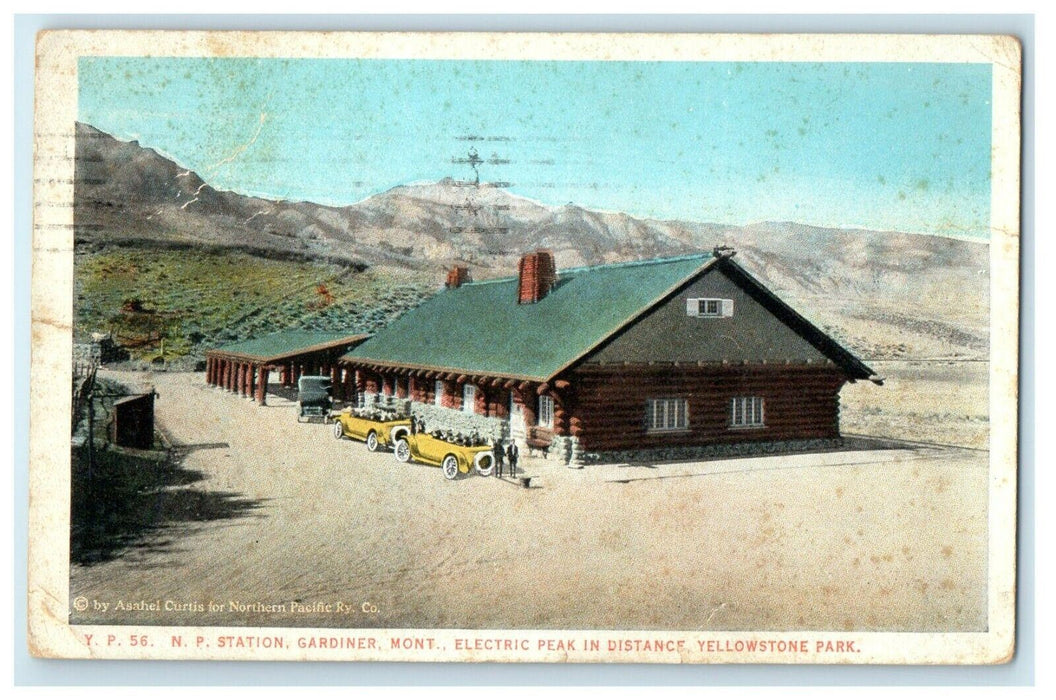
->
[205, 331, 368, 405]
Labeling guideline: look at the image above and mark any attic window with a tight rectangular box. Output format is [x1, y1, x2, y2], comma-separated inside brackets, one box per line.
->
[687, 298, 733, 318]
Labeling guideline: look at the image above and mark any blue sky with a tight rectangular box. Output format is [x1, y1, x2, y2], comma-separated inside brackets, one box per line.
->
[79, 58, 993, 239]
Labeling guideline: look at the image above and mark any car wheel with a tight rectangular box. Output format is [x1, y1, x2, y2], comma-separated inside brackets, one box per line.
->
[474, 452, 495, 477]
[394, 438, 411, 463]
[366, 431, 380, 452]
[333, 421, 344, 439]
[441, 455, 459, 480]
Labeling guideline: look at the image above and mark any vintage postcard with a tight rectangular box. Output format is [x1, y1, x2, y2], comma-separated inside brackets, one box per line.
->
[28, 31, 1021, 663]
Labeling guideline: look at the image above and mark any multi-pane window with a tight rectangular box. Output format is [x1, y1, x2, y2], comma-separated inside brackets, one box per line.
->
[645, 398, 689, 432]
[538, 395, 555, 428]
[730, 397, 765, 428]
[686, 297, 733, 318]
[434, 380, 444, 406]
[462, 384, 477, 414]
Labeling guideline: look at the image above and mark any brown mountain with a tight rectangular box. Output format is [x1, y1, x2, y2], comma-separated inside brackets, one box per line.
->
[74, 122, 989, 359]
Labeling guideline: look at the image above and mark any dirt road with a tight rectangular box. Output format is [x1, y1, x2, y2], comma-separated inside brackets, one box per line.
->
[70, 368, 988, 632]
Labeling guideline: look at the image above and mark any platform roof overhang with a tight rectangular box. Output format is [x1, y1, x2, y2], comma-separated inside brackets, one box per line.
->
[206, 331, 369, 365]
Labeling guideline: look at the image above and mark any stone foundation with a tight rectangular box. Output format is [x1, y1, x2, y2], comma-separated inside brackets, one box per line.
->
[546, 435, 583, 468]
[579, 438, 845, 465]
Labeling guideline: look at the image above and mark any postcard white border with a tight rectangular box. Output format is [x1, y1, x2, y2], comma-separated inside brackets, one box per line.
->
[28, 30, 1021, 664]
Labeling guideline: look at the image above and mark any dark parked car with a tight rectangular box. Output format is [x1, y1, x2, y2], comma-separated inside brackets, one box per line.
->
[296, 376, 332, 422]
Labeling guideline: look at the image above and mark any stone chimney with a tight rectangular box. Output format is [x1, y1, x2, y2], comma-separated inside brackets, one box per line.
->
[517, 249, 557, 304]
[445, 265, 471, 289]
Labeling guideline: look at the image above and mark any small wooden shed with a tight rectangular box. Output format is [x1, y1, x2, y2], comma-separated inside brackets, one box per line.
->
[110, 392, 155, 449]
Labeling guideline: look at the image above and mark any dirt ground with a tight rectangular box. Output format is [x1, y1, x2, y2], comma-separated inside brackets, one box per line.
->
[69, 362, 989, 632]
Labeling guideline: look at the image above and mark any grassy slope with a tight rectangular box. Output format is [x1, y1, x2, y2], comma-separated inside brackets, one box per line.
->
[74, 246, 433, 360]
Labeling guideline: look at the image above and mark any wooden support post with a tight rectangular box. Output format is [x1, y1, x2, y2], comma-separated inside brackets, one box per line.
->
[223, 360, 232, 391]
[248, 364, 257, 399]
[256, 367, 269, 405]
[331, 365, 341, 399]
[345, 367, 356, 399]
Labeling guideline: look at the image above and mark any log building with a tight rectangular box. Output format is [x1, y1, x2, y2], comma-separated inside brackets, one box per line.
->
[340, 248, 880, 465]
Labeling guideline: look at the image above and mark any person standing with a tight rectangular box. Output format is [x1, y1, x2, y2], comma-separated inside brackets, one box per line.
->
[493, 440, 505, 478]
[506, 442, 519, 477]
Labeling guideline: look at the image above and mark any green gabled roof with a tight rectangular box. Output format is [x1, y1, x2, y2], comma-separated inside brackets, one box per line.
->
[343, 254, 715, 381]
[208, 330, 369, 363]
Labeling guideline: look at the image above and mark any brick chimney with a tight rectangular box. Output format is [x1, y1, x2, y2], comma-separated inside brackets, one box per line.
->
[517, 249, 557, 304]
[445, 265, 471, 289]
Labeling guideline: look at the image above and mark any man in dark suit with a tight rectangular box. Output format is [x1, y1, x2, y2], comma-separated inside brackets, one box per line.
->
[506, 442, 519, 477]
[493, 440, 505, 478]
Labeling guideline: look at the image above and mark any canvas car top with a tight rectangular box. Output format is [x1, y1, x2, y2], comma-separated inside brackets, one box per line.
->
[297, 375, 332, 403]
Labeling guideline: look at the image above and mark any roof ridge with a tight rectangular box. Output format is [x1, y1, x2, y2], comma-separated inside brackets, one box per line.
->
[461, 252, 713, 287]
[559, 252, 712, 275]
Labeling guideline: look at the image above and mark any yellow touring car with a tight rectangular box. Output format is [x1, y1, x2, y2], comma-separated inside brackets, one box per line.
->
[331, 408, 412, 452]
[393, 432, 496, 480]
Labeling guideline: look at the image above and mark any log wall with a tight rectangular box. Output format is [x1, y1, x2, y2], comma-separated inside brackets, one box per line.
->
[569, 364, 848, 452]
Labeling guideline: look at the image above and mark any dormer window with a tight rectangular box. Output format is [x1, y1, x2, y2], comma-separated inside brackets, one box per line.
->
[686, 297, 733, 318]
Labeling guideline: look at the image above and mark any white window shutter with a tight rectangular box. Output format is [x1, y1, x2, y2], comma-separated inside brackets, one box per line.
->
[686, 298, 698, 317]
[721, 299, 734, 317]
